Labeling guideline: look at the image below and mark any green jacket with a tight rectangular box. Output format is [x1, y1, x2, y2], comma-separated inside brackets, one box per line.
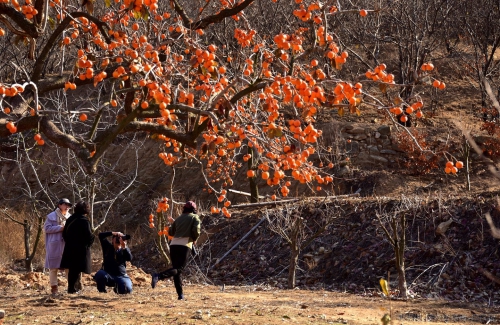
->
[169, 213, 201, 242]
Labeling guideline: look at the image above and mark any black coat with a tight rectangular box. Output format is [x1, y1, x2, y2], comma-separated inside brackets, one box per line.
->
[60, 213, 95, 274]
[99, 232, 132, 277]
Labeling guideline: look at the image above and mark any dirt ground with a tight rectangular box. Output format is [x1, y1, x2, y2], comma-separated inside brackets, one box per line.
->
[0, 266, 499, 325]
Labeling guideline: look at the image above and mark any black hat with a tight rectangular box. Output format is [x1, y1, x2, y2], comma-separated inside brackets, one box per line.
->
[58, 198, 72, 206]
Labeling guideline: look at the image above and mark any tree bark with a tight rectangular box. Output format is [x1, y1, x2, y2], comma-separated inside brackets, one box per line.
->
[288, 246, 299, 289]
[395, 214, 408, 299]
[288, 216, 303, 289]
[397, 262, 408, 299]
[23, 220, 33, 272]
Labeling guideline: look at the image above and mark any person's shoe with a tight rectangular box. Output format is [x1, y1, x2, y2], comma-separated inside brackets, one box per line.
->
[178, 294, 184, 300]
[151, 273, 159, 289]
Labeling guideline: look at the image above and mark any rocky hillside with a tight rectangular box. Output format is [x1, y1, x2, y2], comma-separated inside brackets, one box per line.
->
[129, 195, 500, 304]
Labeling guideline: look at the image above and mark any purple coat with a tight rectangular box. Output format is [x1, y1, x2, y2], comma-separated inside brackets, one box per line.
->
[44, 210, 69, 269]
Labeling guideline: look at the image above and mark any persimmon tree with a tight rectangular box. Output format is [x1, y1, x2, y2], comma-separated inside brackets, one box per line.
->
[0, 0, 450, 215]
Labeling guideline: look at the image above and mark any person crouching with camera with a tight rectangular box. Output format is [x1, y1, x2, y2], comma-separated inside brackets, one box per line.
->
[93, 232, 133, 294]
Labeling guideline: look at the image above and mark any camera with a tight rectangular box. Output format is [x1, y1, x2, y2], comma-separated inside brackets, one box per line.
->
[115, 234, 131, 244]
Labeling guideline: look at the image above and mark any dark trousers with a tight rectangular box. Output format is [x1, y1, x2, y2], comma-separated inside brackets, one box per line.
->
[158, 245, 190, 297]
[67, 269, 82, 293]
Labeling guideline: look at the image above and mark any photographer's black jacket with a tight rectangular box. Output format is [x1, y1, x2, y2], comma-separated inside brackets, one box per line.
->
[99, 232, 132, 277]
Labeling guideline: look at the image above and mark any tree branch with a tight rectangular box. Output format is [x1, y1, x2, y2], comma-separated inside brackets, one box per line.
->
[167, 103, 221, 127]
[0, 3, 39, 37]
[376, 212, 396, 247]
[0, 208, 24, 226]
[170, 0, 193, 27]
[230, 81, 268, 104]
[191, 0, 255, 30]
[37, 65, 117, 94]
[121, 121, 197, 147]
[32, 12, 111, 82]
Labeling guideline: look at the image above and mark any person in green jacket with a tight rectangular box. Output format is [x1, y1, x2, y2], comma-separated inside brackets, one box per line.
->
[151, 201, 201, 300]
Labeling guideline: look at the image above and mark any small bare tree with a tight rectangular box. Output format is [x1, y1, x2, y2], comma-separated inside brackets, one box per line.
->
[265, 200, 336, 289]
[0, 135, 54, 271]
[375, 196, 421, 299]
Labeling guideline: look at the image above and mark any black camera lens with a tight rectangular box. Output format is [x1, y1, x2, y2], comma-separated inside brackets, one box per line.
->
[122, 234, 131, 240]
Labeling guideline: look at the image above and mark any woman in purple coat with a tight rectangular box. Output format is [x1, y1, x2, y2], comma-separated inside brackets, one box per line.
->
[44, 198, 72, 296]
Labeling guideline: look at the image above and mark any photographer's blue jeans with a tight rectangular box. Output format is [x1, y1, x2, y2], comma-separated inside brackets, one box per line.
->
[94, 270, 132, 294]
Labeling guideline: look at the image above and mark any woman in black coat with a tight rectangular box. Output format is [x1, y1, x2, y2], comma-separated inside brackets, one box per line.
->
[60, 201, 95, 293]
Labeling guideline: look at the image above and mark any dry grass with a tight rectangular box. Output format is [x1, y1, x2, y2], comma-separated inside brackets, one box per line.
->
[0, 218, 27, 265]
[0, 209, 46, 269]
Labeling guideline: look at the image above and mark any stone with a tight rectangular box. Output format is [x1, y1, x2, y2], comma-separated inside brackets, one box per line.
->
[377, 125, 392, 135]
[345, 140, 361, 153]
[391, 143, 405, 152]
[337, 166, 350, 176]
[367, 145, 380, 154]
[375, 132, 381, 139]
[356, 152, 370, 161]
[353, 134, 367, 140]
[370, 155, 389, 163]
[357, 152, 388, 164]
[380, 149, 398, 155]
[345, 127, 366, 134]
[436, 219, 454, 236]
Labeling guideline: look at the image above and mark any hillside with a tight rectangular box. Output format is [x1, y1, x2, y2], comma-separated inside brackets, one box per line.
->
[1, 195, 500, 324]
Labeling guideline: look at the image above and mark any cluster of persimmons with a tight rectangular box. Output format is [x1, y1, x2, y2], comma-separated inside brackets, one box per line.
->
[0, 0, 454, 221]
